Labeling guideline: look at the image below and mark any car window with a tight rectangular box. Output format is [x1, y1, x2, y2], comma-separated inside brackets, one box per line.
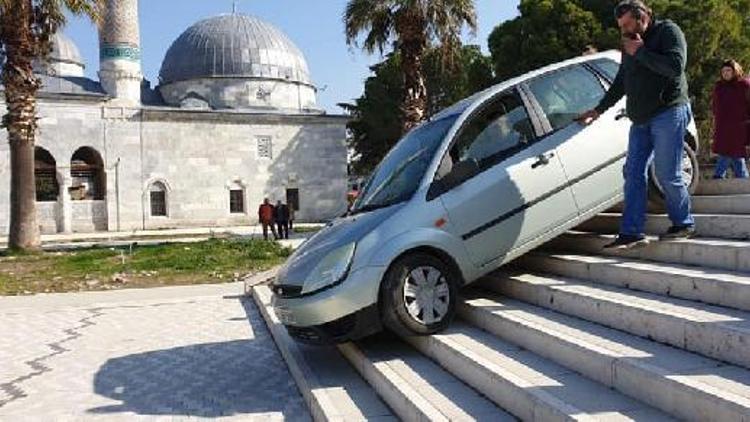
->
[590, 58, 620, 82]
[352, 115, 458, 213]
[445, 91, 535, 174]
[528, 65, 606, 132]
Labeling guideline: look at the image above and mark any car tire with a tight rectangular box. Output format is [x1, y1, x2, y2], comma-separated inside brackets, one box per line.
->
[648, 143, 699, 207]
[380, 253, 459, 337]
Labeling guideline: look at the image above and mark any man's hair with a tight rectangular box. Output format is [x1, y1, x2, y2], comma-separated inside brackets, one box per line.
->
[614, 0, 653, 21]
[721, 59, 745, 80]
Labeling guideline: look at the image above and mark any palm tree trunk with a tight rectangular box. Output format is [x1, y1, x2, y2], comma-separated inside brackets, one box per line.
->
[2, 0, 41, 251]
[396, 12, 428, 134]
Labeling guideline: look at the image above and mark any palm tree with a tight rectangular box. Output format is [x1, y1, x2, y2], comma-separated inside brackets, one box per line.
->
[0, 0, 102, 251]
[344, 0, 477, 134]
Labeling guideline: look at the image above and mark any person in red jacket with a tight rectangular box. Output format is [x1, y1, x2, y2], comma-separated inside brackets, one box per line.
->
[258, 198, 278, 240]
[712, 59, 750, 179]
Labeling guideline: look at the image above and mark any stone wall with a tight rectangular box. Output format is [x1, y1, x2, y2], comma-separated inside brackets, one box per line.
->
[137, 108, 348, 229]
[72, 201, 108, 232]
[0, 99, 348, 236]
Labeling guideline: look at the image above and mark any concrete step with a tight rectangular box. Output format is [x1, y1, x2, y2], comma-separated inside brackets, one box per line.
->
[252, 285, 396, 421]
[697, 179, 750, 196]
[339, 336, 515, 421]
[458, 291, 750, 421]
[480, 271, 750, 369]
[545, 231, 750, 273]
[404, 322, 673, 421]
[516, 252, 750, 312]
[692, 194, 750, 214]
[577, 213, 750, 240]
[609, 195, 750, 214]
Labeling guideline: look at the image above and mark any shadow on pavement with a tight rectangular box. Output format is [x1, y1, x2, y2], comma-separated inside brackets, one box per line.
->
[88, 297, 310, 420]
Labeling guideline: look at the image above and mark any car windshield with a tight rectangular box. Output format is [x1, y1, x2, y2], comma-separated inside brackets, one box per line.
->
[351, 116, 458, 214]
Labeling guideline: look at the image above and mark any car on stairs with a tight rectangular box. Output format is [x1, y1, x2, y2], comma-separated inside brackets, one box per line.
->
[270, 50, 700, 344]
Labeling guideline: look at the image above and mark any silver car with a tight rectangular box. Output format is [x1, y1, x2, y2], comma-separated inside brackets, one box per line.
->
[271, 51, 700, 344]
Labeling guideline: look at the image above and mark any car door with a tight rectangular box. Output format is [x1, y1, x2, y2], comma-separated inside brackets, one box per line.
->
[524, 62, 630, 215]
[433, 88, 578, 268]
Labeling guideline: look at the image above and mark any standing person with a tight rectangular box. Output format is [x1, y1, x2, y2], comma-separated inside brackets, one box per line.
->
[578, 0, 695, 249]
[712, 60, 750, 179]
[275, 200, 290, 240]
[258, 198, 278, 240]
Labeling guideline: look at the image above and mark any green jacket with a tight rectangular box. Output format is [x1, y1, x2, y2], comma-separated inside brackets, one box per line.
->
[596, 19, 690, 124]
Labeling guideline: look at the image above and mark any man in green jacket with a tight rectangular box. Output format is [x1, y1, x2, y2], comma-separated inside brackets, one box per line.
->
[578, 0, 695, 249]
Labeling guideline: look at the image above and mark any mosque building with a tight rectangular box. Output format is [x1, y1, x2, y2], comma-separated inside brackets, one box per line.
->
[0, 0, 348, 235]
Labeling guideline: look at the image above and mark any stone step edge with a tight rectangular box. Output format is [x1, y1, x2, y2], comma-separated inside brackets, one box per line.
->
[338, 342, 488, 422]
[482, 272, 750, 369]
[515, 252, 750, 312]
[402, 325, 670, 421]
[251, 285, 394, 422]
[546, 231, 750, 273]
[459, 292, 750, 421]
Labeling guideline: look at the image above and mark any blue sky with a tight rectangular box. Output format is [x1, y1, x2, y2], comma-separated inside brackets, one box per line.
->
[65, 0, 519, 113]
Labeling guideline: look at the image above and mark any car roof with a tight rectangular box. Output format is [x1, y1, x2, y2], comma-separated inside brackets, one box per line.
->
[431, 50, 621, 121]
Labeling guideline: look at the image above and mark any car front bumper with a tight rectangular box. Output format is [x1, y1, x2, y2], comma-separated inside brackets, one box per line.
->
[271, 265, 386, 344]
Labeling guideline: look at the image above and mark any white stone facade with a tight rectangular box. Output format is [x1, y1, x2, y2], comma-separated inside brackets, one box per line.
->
[159, 78, 318, 112]
[0, 100, 348, 235]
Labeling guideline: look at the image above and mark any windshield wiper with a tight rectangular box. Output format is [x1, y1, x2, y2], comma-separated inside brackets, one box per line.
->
[348, 200, 401, 216]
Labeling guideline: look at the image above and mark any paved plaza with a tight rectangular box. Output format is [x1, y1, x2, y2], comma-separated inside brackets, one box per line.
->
[0, 281, 310, 421]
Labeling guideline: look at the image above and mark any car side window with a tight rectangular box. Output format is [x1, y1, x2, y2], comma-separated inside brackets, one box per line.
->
[528, 65, 606, 132]
[443, 91, 535, 176]
[590, 58, 620, 82]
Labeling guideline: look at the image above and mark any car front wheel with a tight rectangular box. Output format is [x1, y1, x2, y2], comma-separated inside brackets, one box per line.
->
[380, 253, 458, 337]
[649, 142, 699, 206]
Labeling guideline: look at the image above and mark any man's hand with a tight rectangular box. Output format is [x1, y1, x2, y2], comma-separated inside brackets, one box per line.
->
[576, 109, 601, 126]
[622, 33, 644, 56]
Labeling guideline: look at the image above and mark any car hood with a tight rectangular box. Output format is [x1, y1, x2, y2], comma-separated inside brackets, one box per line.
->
[276, 204, 404, 287]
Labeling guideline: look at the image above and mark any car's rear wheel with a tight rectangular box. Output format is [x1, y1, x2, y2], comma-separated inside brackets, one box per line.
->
[381, 253, 458, 337]
[649, 143, 699, 206]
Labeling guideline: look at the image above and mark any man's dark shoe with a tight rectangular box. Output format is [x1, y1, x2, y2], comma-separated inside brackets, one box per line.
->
[603, 235, 650, 250]
[659, 225, 696, 241]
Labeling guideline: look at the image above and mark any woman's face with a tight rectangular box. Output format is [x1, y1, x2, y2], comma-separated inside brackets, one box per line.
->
[721, 66, 736, 81]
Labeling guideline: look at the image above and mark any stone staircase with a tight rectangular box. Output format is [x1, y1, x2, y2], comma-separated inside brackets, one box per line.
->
[253, 178, 750, 421]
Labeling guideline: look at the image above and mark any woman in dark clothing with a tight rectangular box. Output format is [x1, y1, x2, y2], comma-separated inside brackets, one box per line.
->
[712, 60, 750, 179]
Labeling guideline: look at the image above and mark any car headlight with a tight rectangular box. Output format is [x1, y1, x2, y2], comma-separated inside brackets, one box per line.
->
[301, 242, 356, 295]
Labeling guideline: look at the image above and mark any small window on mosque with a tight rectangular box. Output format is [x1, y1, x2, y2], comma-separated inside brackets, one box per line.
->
[229, 189, 245, 214]
[257, 136, 273, 159]
[150, 182, 167, 217]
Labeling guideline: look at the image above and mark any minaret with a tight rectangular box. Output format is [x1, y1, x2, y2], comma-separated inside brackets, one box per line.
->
[98, 0, 142, 104]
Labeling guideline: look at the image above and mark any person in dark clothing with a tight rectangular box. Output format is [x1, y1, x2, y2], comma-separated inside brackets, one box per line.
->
[712, 60, 750, 179]
[275, 200, 290, 240]
[258, 198, 278, 240]
[578, 0, 695, 249]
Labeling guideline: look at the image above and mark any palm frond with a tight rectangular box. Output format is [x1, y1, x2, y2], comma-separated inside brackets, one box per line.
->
[344, 0, 395, 54]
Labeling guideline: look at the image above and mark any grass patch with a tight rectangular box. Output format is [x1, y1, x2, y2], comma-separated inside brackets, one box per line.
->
[293, 226, 323, 234]
[0, 238, 291, 296]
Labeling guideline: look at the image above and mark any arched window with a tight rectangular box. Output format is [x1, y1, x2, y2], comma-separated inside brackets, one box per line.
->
[35, 147, 59, 202]
[150, 182, 167, 217]
[70, 147, 105, 200]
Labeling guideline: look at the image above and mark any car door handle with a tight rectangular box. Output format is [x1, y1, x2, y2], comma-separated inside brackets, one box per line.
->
[615, 108, 628, 121]
[531, 152, 555, 169]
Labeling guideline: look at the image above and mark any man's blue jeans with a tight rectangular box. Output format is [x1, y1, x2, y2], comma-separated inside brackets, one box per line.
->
[714, 155, 749, 179]
[621, 104, 695, 237]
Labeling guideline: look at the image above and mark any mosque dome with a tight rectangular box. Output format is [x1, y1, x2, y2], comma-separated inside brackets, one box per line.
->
[50, 32, 84, 67]
[159, 14, 313, 87]
[157, 14, 318, 111]
[34, 32, 85, 77]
